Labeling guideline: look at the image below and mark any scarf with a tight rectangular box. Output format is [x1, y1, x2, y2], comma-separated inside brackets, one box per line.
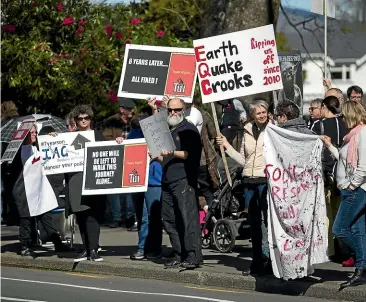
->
[343, 124, 365, 168]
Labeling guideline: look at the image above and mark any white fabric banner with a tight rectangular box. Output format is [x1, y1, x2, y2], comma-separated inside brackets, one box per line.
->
[23, 148, 58, 217]
[263, 123, 328, 280]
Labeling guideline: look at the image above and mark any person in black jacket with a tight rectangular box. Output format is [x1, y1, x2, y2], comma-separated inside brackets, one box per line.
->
[311, 96, 349, 257]
[66, 105, 124, 262]
[159, 98, 202, 269]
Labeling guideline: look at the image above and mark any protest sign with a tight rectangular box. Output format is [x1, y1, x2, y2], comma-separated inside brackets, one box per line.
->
[277, 50, 303, 112]
[37, 131, 95, 175]
[263, 123, 328, 280]
[82, 139, 149, 195]
[1, 120, 36, 163]
[118, 44, 197, 102]
[193, 24, 283, 104]
[139, 111, 175, 158]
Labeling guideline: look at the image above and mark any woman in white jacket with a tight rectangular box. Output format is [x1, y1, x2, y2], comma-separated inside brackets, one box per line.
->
[321, 101, 366, 289]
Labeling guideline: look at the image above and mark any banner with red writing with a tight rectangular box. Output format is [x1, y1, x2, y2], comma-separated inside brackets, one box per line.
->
[263, 123, 328, 280]
[193, 25, 283, 104]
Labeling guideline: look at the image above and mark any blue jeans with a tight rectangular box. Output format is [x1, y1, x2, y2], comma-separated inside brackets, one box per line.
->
[244, 182, 269, 268]
[333, 188, 366, 268]
[132, 186, 162, 253]
[108, 194, 135, 222]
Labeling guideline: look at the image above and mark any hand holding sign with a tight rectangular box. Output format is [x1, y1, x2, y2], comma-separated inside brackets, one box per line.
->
[139, 112, 175, 158]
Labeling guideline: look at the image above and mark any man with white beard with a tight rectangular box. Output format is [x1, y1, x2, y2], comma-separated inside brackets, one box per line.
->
[159, 98, 202, 269]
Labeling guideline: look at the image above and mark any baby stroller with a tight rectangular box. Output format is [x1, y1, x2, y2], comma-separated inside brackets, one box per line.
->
[201, 157, 249, 253]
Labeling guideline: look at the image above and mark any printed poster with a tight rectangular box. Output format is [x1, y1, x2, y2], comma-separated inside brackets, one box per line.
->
[1, 120, 36, 163]
[82, 139, 149, 195]
[118, 44, 197, 102]
[37, 131, 95, 175]
[263, 123, 328, 280]
[193, 24, 283, 104]
[277, 50, 303, 112]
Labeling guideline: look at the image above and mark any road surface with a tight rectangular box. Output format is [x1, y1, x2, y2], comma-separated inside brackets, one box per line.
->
[1, 267, 331, 302]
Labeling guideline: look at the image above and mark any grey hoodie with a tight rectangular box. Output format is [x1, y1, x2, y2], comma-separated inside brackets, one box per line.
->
[279, 117, 314, 135]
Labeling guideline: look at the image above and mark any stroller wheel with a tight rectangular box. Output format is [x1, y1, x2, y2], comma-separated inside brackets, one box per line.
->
[212, 219, 236, 253]
[202, 233, 212, 249]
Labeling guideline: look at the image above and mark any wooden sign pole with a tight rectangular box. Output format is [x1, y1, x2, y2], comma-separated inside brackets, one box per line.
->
[210, 102, 232, 187]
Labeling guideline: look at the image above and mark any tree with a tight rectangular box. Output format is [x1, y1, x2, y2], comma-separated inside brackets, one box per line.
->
[1, 0, 192, 120]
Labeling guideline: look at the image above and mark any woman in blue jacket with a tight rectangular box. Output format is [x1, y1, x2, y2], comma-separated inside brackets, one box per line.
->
[129, 107, 163, 260]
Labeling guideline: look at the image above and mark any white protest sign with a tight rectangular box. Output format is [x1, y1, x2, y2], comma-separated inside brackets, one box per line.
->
[263, 124, 328, 280]
[37, 131, 95, 175]
[193, 24, 283, 103]
[139, 111, 175, 158]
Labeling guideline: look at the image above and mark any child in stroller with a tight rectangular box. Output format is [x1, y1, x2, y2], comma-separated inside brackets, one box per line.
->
[200, 157, 249, 253]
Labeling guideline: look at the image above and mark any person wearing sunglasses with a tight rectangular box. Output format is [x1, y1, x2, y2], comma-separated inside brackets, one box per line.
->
[66, 105, 122, 262]
[158, 98, 202, 269]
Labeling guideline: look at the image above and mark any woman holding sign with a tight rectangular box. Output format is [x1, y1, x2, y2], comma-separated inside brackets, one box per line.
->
[321, 102, 366, 289]
[64, 105, 123, 262]
[217, 99, 271, 277]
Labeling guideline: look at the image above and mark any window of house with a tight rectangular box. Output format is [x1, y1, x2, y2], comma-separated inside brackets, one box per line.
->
[330, 72, 342, 79]
[346, 71, 350, 79]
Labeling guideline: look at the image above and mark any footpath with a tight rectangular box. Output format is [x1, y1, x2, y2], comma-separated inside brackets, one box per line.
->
[1, 225, 366, 301]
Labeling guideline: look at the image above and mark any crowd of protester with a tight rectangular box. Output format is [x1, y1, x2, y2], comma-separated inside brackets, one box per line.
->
[1, 81, 365, 287]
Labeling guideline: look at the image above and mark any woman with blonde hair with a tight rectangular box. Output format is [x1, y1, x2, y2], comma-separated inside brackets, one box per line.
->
[217, 99, 271, 276]
[321, 101, 366, 289]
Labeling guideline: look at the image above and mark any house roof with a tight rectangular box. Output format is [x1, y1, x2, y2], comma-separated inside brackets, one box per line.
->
[277, 8, 366, 61]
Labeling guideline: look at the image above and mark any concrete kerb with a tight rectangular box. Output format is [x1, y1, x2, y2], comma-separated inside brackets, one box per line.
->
[1, 253, 365, 302]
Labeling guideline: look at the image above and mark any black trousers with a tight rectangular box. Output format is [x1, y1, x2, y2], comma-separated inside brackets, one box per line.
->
[162, 178, 201, 263]
[75, 205, 104, 251]
[198, 165, 214, 208]
[19, 212, 62, 249]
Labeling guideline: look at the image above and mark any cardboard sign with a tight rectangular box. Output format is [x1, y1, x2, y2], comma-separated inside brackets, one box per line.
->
[139, 111, 176, 158]
[193, 25, 283, 103]
[1, 120, 36, 163]
[118, 44, 197, 102]
[37, 131, 95, 175]
[278, 51, 303, 111]
[82, 139, 149, 195]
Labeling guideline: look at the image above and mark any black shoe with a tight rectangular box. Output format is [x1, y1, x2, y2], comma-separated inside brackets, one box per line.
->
[109, 221, 121, 228]
[74, 250, 88, 262]
[164, 260, 181, 268]
[127, 222, 138, 232]
[146, 252, 162, 260]
[162, 251, 175, 260]
[20, 247, 35, 258]
[89, 249, 103, 262]
[340, 267, 366, 290]
[130, 250, 145, 260]
[55, 244, 71, 253]
[181, 260, 199, 269]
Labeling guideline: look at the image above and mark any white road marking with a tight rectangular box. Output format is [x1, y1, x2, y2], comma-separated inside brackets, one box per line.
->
[1, 297, 47, 302]
[1, 277, 236, 302]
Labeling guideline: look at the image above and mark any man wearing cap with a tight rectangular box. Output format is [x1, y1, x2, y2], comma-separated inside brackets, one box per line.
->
[103, 98, 136, 228]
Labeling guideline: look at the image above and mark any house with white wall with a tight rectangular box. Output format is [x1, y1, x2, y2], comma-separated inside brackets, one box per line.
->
[277, 8, 366, 114]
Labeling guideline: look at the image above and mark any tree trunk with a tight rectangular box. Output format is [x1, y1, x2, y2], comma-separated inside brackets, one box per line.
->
[199, 0, 281, 105]
[200, 0, 281, 37]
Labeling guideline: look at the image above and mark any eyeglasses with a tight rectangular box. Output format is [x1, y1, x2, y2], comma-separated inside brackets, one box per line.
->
[76, 116, 91, 121]
[350, 96, 362, 100]
[168, 108, 183, 113]
[309, 107, 319, 112]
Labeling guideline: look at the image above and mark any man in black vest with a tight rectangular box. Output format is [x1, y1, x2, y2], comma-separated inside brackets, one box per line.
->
[220, 98, 247, 145]
[159, 98, 202, 269]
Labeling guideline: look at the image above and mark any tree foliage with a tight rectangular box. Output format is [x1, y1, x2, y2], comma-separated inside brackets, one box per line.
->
[1, 0, 288, 120]
[1, 0, 194, 120]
